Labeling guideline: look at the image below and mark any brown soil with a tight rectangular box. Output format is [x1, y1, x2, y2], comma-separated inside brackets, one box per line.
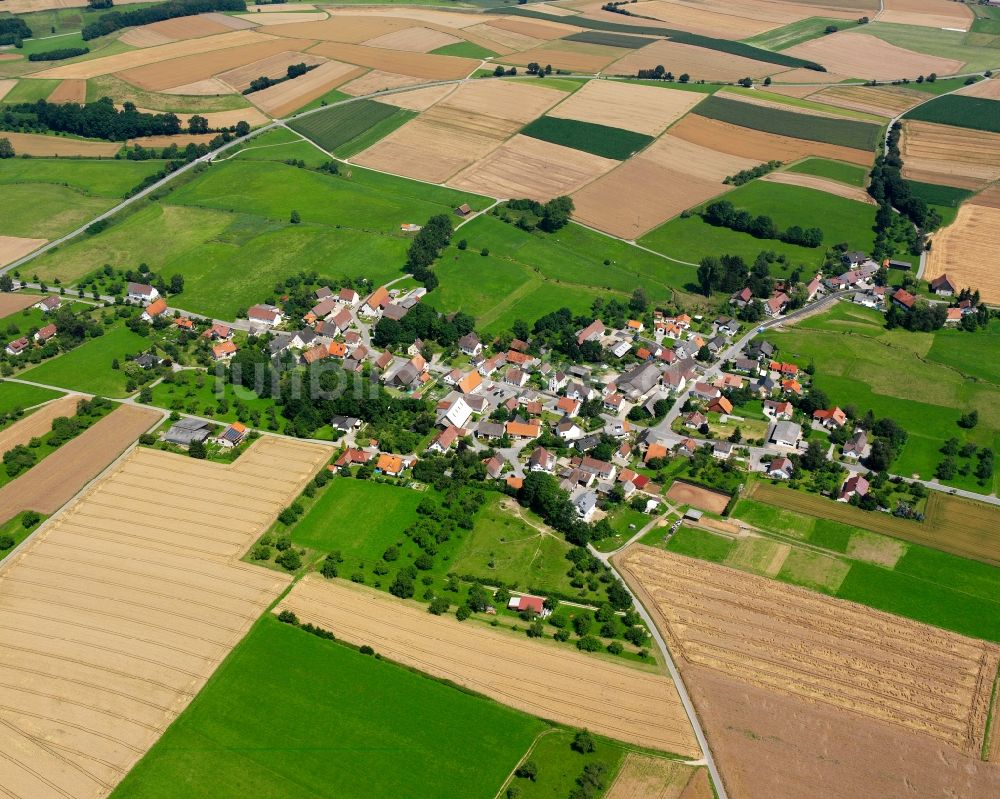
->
[363, 26, 462, 54]
[126, 132, 218, 147]
[0, 395, 79, 458]
[926, 202, 1000, 304]
[162, 77, 233, 95]
[308, 41, 478, 80]
[464, 22, 544, 52]
[0, 79, 15, 101]
[901, 120, 1000, 190]
[216, 50, 327, 92]
[609, 39, 790, 81]
[0, 293, 47, 316]
[505, 41, 622, 73]
[0, 132, 118, 157]
[958, 76, 1000, 99]
[47, 78, 87, 103]
[761, 170, 874, 203]
[277, 575, 701, 756]
[0, 436, 330, 799]
[547, 79, 703, 136]
[677, 767, 712, 799]
[247, 59, 364, 117]
[665, 482, 731, 513]
[670, 113, 874, 166]
[604, 753, 701, 799]
[617, 546, 1000, 755]
[879, 0, 973, 29]
[785, 31, 963, 80]
[812, 84, 926, 116]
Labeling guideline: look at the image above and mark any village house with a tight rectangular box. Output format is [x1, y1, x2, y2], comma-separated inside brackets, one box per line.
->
[34, 295, 60, 313]
[843, 430, 869, 460]
[141, 298, 168, 322]
[427, 425, 460, 453]
[839, 474, 870, 502]
[360, 286, 390, 318]
[556, 396, 581, 417]
[576, 319, 604, 345]
[438, 395, 473, 429]
[474, 420, 505, 440]
[127, 282, 159, 303]
[334, 448, 372, 469]
[174, 317, 194, 331]
[34, 323, 57, 344]
[202, 323, 232, 341]
[813, 407, 848, 430]
[763, 399, 793, 420]
[767, 421, 802, 449]
[339, 287, 359, 306]
[609, 340, 631, 358]
[212, 340, 237, 361]
[528, 447, 556, 473]
[573, 490, 598, 521]
[375, 453, 405, 476]
[712, 441, 735, 460]
[555, 417, 585, 441]
[457, 371, 482, 395]
[892, 288, 917, 311]
[309, 298, 339, 322]
[708, 396, 733, 415]
[506, 419, 541, 440]
[247, 304, 282, 327]
[458, 332, 482, 357]
[315, 286, 332, 300]
[929, 274, 956, 297]
[691, 382, 721, 401]
[214, 422, 247, 449]
[765, 293, 789, 317]
[5, 337, 29, 356]
[618, 361, 661, 400]
[730, 287, 753, 308]
[331, 416, 362, 434]
[767, 457, 794, 479]
[644, 442, 669, 464]
[684, 411, 707, 430]
[505, 367, 529, 388]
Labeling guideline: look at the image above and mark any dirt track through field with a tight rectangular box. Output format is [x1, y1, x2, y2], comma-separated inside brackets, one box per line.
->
[277, 575, 701, 756]
[0, 395, 79, 458]
[617, 546, 999, 755]
[0, 436, 330, 799]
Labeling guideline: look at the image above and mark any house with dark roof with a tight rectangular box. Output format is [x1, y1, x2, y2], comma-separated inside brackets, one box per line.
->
[843, 430, 869, 460]
[458, 333, 482, 357]
[528, 447, 555, 473]
[127, 282, 159, 303]
[767, 457, 794, 479]
[929, 274, 956, 296]
[839, 474, 870, 502]
[163, 418, 212, 446]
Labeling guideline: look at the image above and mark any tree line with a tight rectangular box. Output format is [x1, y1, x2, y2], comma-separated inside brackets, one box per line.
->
[82, 0, 246, 40]
[635, 65, 690, 82]
[244, 62, 317, 95]
[2, 98, 185, 140]
[406, 213, 453, 290]
[724, 160, 782, 186]
[0, 18, 32, 47]
[28, 47, 90, 62]
[702, 199, 823, 247]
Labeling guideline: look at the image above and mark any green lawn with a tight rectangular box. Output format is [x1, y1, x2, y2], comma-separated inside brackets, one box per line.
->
[640, 181, 877, 270]
[289, 478, 424, 559]
[149, 370, 275, 424]
[788, 157, 868, 187]
[664, 526, 735, 562]
[18, 325, 152, 397]
[1, 79, 60, 104]
[0, 381, 63, 415]
[111, 616, 546, 799]
[520, 116, 653, 160]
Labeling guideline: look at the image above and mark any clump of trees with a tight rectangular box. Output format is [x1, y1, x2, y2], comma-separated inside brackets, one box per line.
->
[406, 213, 453, 290]
[82, 0, 246, 40]
[499, 196, 575, 233]
[244, 62, 317, 95]
[0, 18, 32, 47]
[373, 302, 475, 349]
[2, 98, 188, 141]
[724, 159, 782, 186]
[525, 62, 552, 76]
[702, 199, 823, 247]
[0, 138, 14, 159]
[635, 65, 689, 82]
[27, 47, 90, 61]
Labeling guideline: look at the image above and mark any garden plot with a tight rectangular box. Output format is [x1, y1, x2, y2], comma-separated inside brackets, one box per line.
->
[448, 134, 617, 200]
[617, 546, 999, 755]
[0, 235, 47, 267]
[216, 50, 327, 92]
[308, 42, 479, 80]
[785, 31, 963, 80]
[811, 84, 926, 116]
[545, 79, 702, 136]
[363, 26, 463, 53]
[277, 575, 702, 756]
[609, 39, 790, 81]
[0, 437, 329, 799]
[878, 0, 973, 30]
[926, 201, 1000, 304]
[899, 120, 1000, 190]
[247, 60, 364, 117]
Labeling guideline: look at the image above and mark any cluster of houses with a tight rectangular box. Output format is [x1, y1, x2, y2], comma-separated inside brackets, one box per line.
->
[4, 295, 61, 357]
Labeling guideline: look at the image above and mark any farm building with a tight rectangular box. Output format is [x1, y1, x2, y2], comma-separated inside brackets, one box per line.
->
[163, 418, 213, 447]
[507, 594, 550, 617]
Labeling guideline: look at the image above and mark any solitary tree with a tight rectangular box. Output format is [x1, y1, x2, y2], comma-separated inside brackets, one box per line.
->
[290, 210, 301, 224]
[0, 138, 14, 159]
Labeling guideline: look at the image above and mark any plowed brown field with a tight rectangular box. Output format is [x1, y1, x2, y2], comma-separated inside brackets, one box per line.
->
[0, 292, 46, 316]
[547, 79, 703, 136]
[618, 546, 1000, 755]
[0, 395, 79, 458]
[216, 50, 326, 92]
[926, 202, 1000, 304]
[604, 754, 702, 799]
[278, 575, 700, 755]
[308, 41, 478, 80]
[47, 78, 87, 103]
[786, 31, 963, 80]
[0, 437, 331, 799]
[958, 76, 1000, 99]
[665, 482, 731, 513]
[670, 114, 874, 166]
[900, 120, 1000, 190]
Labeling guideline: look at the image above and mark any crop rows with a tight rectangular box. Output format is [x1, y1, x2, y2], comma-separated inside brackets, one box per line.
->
[289, 99, 405, 153]
[520, 116, 653, 160]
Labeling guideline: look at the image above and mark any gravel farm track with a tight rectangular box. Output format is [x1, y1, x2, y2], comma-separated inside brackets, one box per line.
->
[0, 436, 331, 799]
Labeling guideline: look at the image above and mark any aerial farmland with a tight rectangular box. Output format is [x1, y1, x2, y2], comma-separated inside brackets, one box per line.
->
[0, 0, 998, 796]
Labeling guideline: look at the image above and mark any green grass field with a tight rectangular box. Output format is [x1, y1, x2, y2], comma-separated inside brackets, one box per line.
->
[866, 21, 1000, 74]
[0, 511, 46, 563]
[520, 116, 653, 160]
[640, 181, 877, 270]
[0, 158, 165, 196]
[85, 74, 253, 113]
[904, 94, 1000, 133]
[111, 616, 546, 799]
[18, 325, 152, 397]
[0, 79, 60, 104]
[0, 381, 63, 415]
[288, 99, 408, 153]
[744, 17, 855, 51]
[972, 3, 1000, 34]
[225, 128, 329, 167]
[432, 41, 499, 58]
[563, 30, 656, 49]
[788, 157, 868, 186]
[904, 179, 972, 208]
[693, 94, 882, 150]
[664, 525, 735, 562]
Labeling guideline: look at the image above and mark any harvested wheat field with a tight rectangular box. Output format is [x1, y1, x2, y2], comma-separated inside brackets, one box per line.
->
[47, 78, 87, 103]
[0, 236, 47, 268]
[604, 754, 704, 799]
[340, 69, 424, 97]
[308, 42, 478, 80]
[376, 83, 456, 111]
[0, 292, 46, 317]
[449, 134, 616, 200]
[966, 184, 1000, 209]
[465, 22, 544, 52]
[0, 131, 118, 157]
[363, 26, 462, 53]
[641, 133, 759, 179]
[236, 11, 328, 25]
[665, 482, 731, 514]
[786, 31, 963, 80]
[216, 50, 326, 92]
[762, 170, 873, 202]
[131, 14, 237, 42]
[618, 546, 1000, 754]
[0, 395, 79, 458]
[248, 60, 364, 116]
[264, 16, 419, 44]
[879, 0, 973, 29]
[546, 79, 702, 136]
[926, 202, 1000, 304]
[900, 120, 1000, 190]
[0, 405, 161, 521]
[324, 6, 493, 29]
[958, 76, 1000, 99]
[118, 26, 176, 48]
[507, 42, 622, 73]
[126, 132, 219, 147]
[439, 77, 566, 120]
[33, 29, 276, 80]
[277, 575, 701, 755]
[670, 114, 874, 166]
[161, 77, 233, 95]
[715, 88, 876, 120]
[610, 39, 787, 81]
[0, 437, 330, 799]
[811, 84, 926, 116]
[116, 36, 316, 92]
[488, 15, 582, 40]
[139, 106, 269, 128]
[625, 0, 774, 37]
[0, 79, 15, 102]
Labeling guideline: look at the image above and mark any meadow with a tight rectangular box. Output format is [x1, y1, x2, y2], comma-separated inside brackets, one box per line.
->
[903, 179, 972, 209]
[520, 116, 654, 160]
[0, 381, 62, 415]
[432, 41, 499, 59]
[1, 78, 59, 104]
[18, 324, 152, 397]
[693, 95, 883, 150]
[288, 99, 414, 156]
[745, 17, 857, 51]
[225, 127, 330, 167]
[640, 181, 877, 270]
[788, 157, 868, 186]
[0, 158, 165, 196]
[904, 94, 1000, 133]
[866, 21, 1000, 74]
[111, 616, 546, 799]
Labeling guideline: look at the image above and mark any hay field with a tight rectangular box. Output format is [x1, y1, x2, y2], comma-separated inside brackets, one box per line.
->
[277, 575, 701, 756]
[609, 39, 789, 81]
[926, 202, 1000, 304]
[785, 31, 963, 80]
[618, 546, 999, 755]
[879, 0, 973, 30]
[363, 26, 462, 53]
[236, 11, 328, 25]
[507, 41, 624, 73]
[308, 41, 478, 80]
[340, 69, 426, 97]
[625, 0, 777, 38]
[216, 50, 327, 92]
[0, 235, 48, 267]
[811, 84, 926, 116]
[248, 60, 364, 117]
[545, 79, 702, 136]
[116, 36, 316, 92]
[32, 29, 276, 80]
[899, 120, 1000, 190]
[448, 133, 617, 200]
[958, 77, 1000, 99]
[670, 114, 874, 166]
[665, 482, 731, 513]
[0, 395, 79, 458]
[762, 170, 873, 202]
[489, 15, 582, 39]
[0, 437, 329, 799]
[604, 754, 704, 799]
[0, 132, 118, 157]
[465, 22, 545, 52]
[47, 78, 87, 103]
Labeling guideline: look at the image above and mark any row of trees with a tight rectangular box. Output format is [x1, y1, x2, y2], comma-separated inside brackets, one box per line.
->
[27, 47, 90, 62]
[635, 65, 691, 83]
[702, 199, 823, 247]
[724, 159, 782, 186]
[2, 98, 194, 141]
[245, 62, 316, 95]
[405, 213, 453, 290]
[82, 0, 246, 40]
